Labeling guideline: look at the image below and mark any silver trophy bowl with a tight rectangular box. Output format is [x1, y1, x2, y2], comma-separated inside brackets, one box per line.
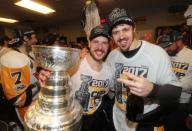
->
[32, 45, 81, 71]
[24, 45, 82, 131]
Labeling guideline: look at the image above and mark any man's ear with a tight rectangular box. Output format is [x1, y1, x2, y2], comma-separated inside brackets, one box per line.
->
[23, 36, 28, 42]
[88, 40, 91, 48]
[133, 26, 136, 33]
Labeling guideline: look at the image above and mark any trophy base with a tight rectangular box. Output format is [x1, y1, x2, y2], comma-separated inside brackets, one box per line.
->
[25, 100, 82, 131]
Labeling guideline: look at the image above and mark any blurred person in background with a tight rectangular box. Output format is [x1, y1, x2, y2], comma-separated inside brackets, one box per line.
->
[40, 33, 69, 47]
[0, 28, 40, 130]
[40, 33, 59, 46]
[22, 29, 38, 60]
[8, 28, 38, 70]
[0, 35, 14, 130]
[141, 32, 154, 43]
[59, 36, 68, 47]
[158, 31, 192, 131]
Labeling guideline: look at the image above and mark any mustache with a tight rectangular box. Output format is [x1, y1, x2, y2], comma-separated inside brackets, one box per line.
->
[94, 49, 105, 53]
[117, 38, 128, 43]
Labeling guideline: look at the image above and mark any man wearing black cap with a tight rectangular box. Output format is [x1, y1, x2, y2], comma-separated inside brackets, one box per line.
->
[71, 25, 114, 131]
[106, 8, 182, 131]
[158, 31, 192, 131]
[0, 28, 40, 130]
[158, 31, 184, 55]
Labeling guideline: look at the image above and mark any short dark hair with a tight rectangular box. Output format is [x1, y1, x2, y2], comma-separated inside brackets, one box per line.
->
[0, 35, 10, 46]
[8, 27, 35, 48]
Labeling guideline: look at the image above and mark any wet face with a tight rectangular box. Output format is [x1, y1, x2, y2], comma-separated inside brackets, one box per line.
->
[164, 42, 179, 56]
[89, 36, 110, 62]
[30, 34, 38, 45]
[25, 34, 38, 52]
[112, 24, 135, 52]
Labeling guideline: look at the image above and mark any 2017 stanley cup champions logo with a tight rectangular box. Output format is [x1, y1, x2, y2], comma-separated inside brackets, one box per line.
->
[114, 63, 149, 106]
[171, 61, 189, 79]
[75, 74, 110, 114]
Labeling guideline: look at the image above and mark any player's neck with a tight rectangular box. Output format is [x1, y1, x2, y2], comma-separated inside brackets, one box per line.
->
[17, 45, 28, 55]
[129, 39, 141, 51]
[86, 54, 103, 72]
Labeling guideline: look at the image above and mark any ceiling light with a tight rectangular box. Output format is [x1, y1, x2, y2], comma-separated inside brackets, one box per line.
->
[15, 0, 55, 14]
[0, 17, 18, 23]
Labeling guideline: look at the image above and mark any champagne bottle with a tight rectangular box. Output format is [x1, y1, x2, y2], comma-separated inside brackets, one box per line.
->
[126, 93, 144, 122]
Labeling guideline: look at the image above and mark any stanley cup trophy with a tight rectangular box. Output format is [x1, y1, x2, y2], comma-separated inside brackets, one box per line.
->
[24, 45, 82, 131]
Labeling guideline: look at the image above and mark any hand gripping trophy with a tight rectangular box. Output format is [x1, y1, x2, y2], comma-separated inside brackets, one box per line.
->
[24, 45, 82, 131]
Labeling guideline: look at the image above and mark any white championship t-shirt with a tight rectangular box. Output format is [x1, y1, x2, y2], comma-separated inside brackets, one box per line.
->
[71, 57, 113, 115]
[106, 40, 181, 131]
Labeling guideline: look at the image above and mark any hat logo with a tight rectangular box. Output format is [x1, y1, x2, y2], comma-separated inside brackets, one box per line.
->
[109, 8, 127, 22]
[90, 25, 110, 40]
[94, 28, 106, 34]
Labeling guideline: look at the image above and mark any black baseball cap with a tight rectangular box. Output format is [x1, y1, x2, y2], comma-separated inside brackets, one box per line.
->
[108, 8, 135, 34]
[157, 31, 183, 48]
[89, 25, 111, 41]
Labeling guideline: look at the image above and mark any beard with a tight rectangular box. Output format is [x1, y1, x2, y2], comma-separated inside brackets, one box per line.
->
[167, 49, 179, 56]
[117, 38, 129, 51]
[25, 44, 32, 54]
[117, 34, 135, 52]
[89, 49, 108, 62]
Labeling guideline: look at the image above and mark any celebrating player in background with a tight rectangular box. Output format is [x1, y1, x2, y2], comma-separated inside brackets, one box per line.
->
[0, 28, 40, 130]
[158, 31, 192, 131]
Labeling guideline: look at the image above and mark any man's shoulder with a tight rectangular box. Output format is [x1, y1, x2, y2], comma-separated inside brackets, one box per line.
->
[109, 48, 120, 54]
[142, 40, 162, 50]
[107, 48, 121, 59]
[142, 40, 167, 56]
[71, 57, 90, 74]
[183, 46, 192, 54]
[1, 50, 30, 68]
[176, 47, 192, 63]
[0, 47, 12, 57]
[79, 57, 88, 67]
[1, 50, 28, 58]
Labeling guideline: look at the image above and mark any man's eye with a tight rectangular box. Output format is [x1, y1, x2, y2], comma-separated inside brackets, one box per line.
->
[112, 31, 118, 35]
[123, 28, 129, 32]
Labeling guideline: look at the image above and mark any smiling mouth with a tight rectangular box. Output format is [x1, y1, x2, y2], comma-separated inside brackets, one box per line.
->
[119, 39, 128, 45]
[95, 51, 104, 55]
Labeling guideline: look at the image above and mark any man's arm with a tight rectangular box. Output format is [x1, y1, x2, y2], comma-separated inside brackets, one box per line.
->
[148, 83, 182, 108]
[117, 72, 182, 106]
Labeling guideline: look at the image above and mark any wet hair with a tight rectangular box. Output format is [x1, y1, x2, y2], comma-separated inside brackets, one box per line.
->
[8, 28, 35, 49]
